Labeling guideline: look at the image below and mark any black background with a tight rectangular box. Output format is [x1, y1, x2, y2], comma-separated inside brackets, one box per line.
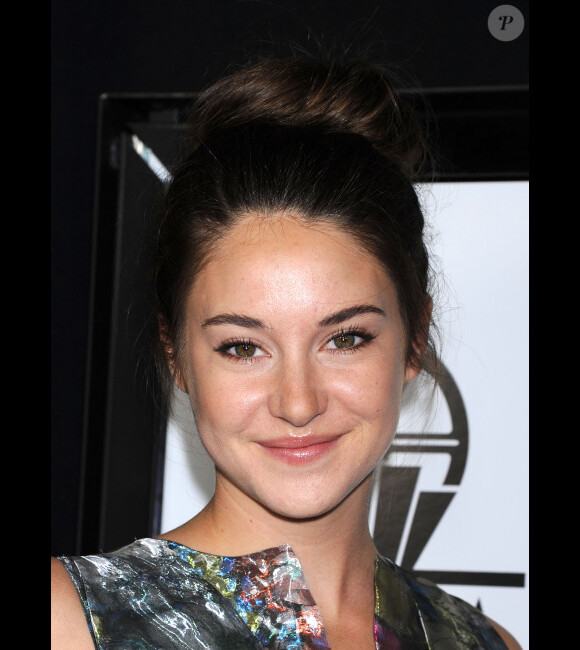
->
[51, 0, 529, 557]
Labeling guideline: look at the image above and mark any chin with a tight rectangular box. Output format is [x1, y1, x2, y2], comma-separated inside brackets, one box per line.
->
[254, 478, 365, 522]
[266, 501, 342, 522]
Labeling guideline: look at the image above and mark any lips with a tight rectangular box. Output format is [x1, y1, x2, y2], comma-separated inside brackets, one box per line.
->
[257, 434, 342, 465]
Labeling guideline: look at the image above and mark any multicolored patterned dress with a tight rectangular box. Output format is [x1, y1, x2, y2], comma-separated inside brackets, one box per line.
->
[59, 538, 507, 648]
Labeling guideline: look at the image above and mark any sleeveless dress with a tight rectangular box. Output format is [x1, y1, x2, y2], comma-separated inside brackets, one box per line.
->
[59, 538, 507, 649]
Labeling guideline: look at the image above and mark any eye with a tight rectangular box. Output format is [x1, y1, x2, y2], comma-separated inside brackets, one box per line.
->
[215, 339, 267, 360]
[329, 333, 359, 349]
[231, 342, 259, 357]
[325, 329, 375, 351]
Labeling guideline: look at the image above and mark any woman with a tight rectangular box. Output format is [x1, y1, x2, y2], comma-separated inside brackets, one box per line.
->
[52, 56, 522, 649]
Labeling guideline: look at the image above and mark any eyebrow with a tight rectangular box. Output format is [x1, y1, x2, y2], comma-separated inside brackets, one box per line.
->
[317, 304, 386, 327]
[202, 304, 385, 330]
[202, 314, 266, 329]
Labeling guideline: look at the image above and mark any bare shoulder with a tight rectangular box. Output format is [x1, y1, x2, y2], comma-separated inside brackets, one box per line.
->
[51, 557, 95, 649]
[486, 615, 523, 650]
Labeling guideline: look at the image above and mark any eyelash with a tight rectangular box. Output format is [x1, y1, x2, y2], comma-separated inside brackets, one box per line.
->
[214, 327, 376, 362]
[327, 327, 376, 354]
[214, 338, 263, 363]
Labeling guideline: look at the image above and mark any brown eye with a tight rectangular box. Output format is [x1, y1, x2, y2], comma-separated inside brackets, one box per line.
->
[332, 333, 356, 349]
[215, 340, 267, 361]
[234, 343, 257, 357]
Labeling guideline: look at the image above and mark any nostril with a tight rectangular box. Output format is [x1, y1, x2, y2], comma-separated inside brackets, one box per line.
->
[270, 395, 327, 427]
[267, 364, 328, 426]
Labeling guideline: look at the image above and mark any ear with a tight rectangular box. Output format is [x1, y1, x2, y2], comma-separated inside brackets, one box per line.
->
[404, 296, 433, 383]
[159, 317, 189, 394]
[404, 360, 421, 383]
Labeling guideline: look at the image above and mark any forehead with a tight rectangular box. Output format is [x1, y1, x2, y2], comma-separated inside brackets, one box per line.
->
[188, 212, 396, 319]
[209, 211, 382, 269]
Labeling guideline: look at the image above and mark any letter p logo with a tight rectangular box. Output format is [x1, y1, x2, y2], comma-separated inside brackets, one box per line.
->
[499, 15, 514, 30]
[488, 5, 525, 41]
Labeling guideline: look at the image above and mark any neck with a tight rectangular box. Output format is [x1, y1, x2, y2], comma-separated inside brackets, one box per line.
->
[161, 472, 378, 623]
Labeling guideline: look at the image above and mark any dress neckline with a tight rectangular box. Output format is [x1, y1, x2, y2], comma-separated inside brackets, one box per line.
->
[141, 537, 408, 649]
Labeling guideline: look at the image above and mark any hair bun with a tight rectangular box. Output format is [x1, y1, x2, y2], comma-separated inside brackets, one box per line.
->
[184, 57, 430, 179]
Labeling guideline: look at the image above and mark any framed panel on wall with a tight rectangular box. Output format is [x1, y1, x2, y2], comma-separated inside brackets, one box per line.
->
[80, 85, 528, 646]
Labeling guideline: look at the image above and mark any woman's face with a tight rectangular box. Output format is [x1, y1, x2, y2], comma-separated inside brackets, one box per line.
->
[177, 213, 418, 520]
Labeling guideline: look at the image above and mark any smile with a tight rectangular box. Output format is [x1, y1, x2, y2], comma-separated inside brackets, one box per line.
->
[257, 435, 342, 465]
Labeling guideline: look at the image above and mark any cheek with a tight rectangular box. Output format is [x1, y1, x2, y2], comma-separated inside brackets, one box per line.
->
[332, 354, 406, 421]
[187, 363, 266, 440]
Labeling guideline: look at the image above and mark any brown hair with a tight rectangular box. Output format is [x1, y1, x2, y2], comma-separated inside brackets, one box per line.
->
[154, 56, 438, 403]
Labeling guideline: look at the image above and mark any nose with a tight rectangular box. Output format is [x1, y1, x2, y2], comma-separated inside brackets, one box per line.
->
[268, 358, 328, 427]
